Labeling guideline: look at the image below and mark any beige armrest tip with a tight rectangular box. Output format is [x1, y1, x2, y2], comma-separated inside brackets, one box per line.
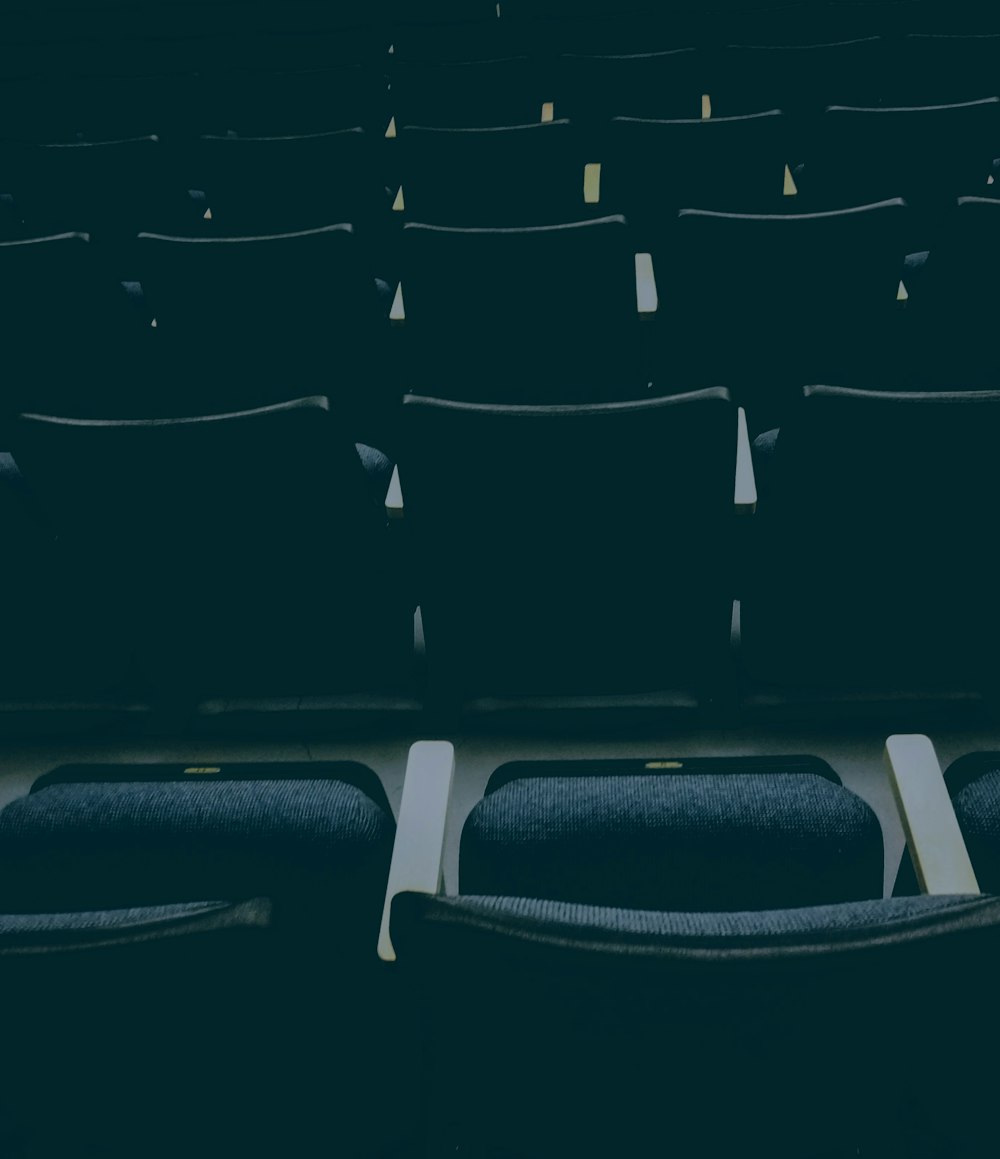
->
[583, 162, 601, 204]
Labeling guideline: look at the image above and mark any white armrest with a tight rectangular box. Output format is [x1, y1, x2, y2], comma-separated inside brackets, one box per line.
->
[378, 740, 455, 961]
[635, 252, 658, 319]
[385, 464, 403, 520]
[735, 407, 757, 515]
[885, 734, 980, 896]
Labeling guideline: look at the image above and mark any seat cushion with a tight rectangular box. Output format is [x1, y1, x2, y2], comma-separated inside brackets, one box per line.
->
[0, 776, 394, 928]
[405, 891, 995, 952]
[461, 771, 883, 910]
[953, 764, 1000, 892]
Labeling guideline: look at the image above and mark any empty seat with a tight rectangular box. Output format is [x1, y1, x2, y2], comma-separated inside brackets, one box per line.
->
[0, 447, 132, 708]
[385, 741, 996, 1158]
[389, 0, 510, 63]
[135, 224, 387, 415]
[723, 1, 899, 45]
[502, 0, 693, 56]
[204, 64, 388, 135]
[396, 120, 586, 226]
[396, 216, 652, 400]
[0, 136, 183, 245]
[741, 386, 1000, 699]
[6, 397, 411, 698]
[555, 48, 704, 121]
[893, 33, 1000, 103]
[397, 389, 736, 708]
[905, 196, 1000, 385]
[390, 56, 543, 127]
[803, 98, 1000, 233]
[653, 200, 908, 421]
[711, 38, 885, 118]
[0, 71, 206, 141]
[215, 26, 388, 72]
[0, 760, 399, 1158]
[946, 752, 1000, 892]
[461, 755, 884, 910]
[189, 129, 385, 235]
[603, 111, 792, 235]
[0, 232, 148, 415]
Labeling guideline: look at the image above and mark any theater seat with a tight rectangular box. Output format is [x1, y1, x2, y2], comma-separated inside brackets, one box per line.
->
[803, 98, 1000, 236]
[941, 752, 1000, 894]
[0, 136, 182, 247]
[502, 0, 688, 56]
[396, 119, 587, 226]
[398, 389, 737, 710]
[135, 223, 387, 416]
[555, 47, 704, 121]
[0, 449, 132, 709]
[603, 110, 791, 236]
[893, 33, 1000, 104]
[711, 38, 885, 119]
[741, 386, 1000, 703]
[460, 757, 883, 910]
[0, 231, 149, 416]
[189, 128, 384, 235]
[653, 200, 909, 423]
[389, 56, 543, 127]
[204, 64, 387, 135]
[6, 397, 411, 700]
[396, 215, 652, 400]
[905, 196, 1000, 385]
[383, 740, 997, 1158]
[0, 760, 399, 1159]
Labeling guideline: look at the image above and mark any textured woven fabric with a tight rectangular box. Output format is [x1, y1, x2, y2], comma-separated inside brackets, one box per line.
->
[0, 778, 394, 913]
[953, 766, 1000, 892]
[397, 891, 1000, 1158]
[0, 899, 272, 953]
[355, 441, 393, 494]
[431, 892, 986, 944]
[461, 773, 883, 910]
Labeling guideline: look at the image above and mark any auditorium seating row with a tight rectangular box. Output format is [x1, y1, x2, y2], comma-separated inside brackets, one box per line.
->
[0, 386, 998, 732]
[1, 202, 998, 425]
[6, 0, 1000, 64]
[9, 39, 1000, 130]
[3, 101, 999, 235]
[0, 735, 994, 1156]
